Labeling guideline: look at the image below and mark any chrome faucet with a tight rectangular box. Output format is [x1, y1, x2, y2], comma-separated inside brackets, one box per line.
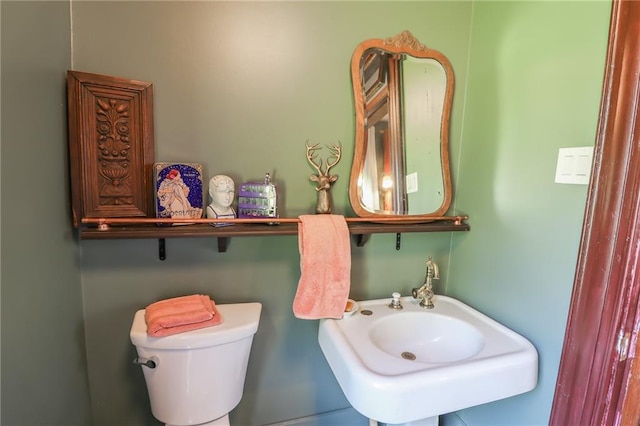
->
[411, 257, 439, 309]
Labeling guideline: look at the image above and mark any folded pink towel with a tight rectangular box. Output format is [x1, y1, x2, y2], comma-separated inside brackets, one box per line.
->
[145, 294, 223, 337]
[293, 214, 351, 319]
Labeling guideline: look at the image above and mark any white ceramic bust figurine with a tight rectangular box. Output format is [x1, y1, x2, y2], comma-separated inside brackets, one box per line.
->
[207, 175, 236, 223]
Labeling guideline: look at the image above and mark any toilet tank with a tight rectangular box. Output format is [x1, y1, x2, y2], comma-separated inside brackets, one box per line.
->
[130, 302, 262, 425]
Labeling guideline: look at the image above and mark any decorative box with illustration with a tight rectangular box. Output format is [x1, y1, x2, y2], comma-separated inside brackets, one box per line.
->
[154, 162, 204, 221]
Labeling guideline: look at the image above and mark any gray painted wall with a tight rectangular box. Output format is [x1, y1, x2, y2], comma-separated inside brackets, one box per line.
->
[70, 3, 472, 425]
[1, 1, 92, 425]
[0, 1, 612, 425]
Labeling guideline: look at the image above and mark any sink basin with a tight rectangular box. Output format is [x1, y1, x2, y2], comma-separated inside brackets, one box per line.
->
[318, 295, 538, 424]
[369, 312, 484, 363]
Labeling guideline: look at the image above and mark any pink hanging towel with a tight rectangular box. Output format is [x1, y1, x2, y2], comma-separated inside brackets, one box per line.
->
[293, 214, 351, 319]
[144, 294, 223, 337]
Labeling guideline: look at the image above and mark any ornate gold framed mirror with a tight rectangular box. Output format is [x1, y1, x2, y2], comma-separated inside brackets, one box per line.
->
[349, 31, 454, 221]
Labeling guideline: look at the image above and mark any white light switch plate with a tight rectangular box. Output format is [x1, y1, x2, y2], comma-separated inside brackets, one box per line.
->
[554, 147, 594, 185]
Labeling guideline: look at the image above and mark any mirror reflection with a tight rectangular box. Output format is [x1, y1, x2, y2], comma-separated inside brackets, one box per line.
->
[349, 31, 454, 220]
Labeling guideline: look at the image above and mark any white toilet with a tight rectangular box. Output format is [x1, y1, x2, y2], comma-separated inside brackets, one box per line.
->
[130, 302, 262, 426]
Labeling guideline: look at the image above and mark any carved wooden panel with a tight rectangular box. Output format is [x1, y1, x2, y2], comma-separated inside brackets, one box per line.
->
[67, 71, 155, 227]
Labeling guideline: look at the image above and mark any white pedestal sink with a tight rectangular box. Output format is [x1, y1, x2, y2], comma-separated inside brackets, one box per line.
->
[318, 295, 538, 425]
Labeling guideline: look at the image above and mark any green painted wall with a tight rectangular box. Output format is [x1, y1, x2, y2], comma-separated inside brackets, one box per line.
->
[446, 1, 611, 425]
[0, 1, 92, 425]
[70, 2, 472, 425]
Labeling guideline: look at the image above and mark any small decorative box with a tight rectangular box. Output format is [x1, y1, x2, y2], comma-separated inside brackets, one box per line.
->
[154, 162, 204, 221]
[238, 173, 278, 219]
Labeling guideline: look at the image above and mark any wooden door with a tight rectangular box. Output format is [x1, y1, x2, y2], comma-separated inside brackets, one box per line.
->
[550, 0, 640, 424]
[620, 344, 640, 425]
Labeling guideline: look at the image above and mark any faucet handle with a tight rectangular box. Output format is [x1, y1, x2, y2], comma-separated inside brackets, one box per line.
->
[411, 287, 420, 299]
[388, 292, 403, 310]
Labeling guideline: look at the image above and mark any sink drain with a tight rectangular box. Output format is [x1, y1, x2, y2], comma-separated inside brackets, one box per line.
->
[401, 351, 416, 361]
[360, 309, 373, 316]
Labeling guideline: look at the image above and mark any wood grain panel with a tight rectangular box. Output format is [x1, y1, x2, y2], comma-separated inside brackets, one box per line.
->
[67, 71, 155, 227]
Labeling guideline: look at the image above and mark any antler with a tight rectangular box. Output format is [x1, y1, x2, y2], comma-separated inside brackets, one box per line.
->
[306, 141, 342, 176]
[325, 142, 342, 175]
[305, 141, 324, 175]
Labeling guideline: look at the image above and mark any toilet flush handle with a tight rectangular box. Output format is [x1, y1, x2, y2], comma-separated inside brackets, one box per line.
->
[133, 356, 158, 369]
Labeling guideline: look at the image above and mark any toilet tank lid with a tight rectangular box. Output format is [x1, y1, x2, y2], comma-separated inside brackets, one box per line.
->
[130, 302, 262, 350]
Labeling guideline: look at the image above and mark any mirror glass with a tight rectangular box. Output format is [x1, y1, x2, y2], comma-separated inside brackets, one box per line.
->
[349, 31, 454, 220]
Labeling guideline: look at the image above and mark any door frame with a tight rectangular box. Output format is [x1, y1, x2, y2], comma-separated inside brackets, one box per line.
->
[550, 0, 640, 424]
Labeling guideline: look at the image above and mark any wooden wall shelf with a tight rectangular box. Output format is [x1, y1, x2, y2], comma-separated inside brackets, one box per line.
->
[80, 220, 469, 240]
[79, 217, 469, 259]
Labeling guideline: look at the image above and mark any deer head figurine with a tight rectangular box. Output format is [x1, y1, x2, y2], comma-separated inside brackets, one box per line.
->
[305, 141, 342, 214]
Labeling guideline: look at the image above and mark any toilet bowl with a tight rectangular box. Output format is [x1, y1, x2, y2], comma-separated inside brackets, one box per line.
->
[130, 302, 262, 426]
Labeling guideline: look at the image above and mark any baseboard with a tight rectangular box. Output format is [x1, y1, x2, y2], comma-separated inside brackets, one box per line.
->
[263, 407, 369, 426]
